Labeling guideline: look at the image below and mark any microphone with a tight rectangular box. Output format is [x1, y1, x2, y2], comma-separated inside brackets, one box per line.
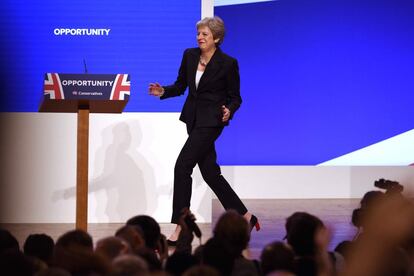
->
[83, 58, 88, 74]
[184, 214, 202, 238]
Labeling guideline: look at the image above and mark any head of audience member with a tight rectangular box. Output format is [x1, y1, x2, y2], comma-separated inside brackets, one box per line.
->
[55, 229, 93, 251]
[165, 252, 198, 276]
[95, 236, 130, 261]
[135, 246, 162, 272]
[193, 244, 204, 264]
[23, 233, 54, 265]
[266, 272, 296, 276]
[126, 215, 161, 250]
[183, 265, 220, 276]
[0, 228, 19, 254]
[213, 210, 250, 258]
[111, 254, 149, 276]
[0, 250, 35, 276]
[53, 229, 110, 275]
[293, 256, 317, 276]
[115, 225, 145, 252]
[232, 256, 261, 276]
[260, 241, 295, 275]
[202, 237, 234, 276]
[285, 212, 324, 257]
[35, 267, 71, 276]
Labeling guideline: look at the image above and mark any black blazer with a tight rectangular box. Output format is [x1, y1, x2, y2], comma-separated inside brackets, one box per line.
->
[161, 47, 242, 130]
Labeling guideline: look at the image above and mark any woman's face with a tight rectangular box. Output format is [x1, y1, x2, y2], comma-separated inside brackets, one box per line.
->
[197, 26, 217, 52]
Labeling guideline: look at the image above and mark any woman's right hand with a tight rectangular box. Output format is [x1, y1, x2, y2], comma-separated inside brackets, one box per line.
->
[148, 82, 164, 97]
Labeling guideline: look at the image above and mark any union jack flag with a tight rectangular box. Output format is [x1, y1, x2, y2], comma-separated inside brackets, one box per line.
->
[44, 73, 64, 99]
[110, 74, 130, 100]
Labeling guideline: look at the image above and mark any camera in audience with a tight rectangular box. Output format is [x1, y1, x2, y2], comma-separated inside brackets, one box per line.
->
[374, 178, 404, 194]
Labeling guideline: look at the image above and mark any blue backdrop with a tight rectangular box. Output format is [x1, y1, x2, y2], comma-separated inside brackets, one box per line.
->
[1, 0, 413, 165]
[215, 0, 414, 165]
[0, 0, 200, 112]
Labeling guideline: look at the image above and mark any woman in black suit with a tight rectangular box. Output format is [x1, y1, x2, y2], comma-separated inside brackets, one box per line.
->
[149, 17, 259, 244]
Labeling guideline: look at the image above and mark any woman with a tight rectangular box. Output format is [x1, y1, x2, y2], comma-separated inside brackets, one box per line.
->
[149, 16, 259, 244]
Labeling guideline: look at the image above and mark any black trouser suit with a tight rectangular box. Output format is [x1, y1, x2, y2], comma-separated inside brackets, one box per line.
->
[171, 125, 247, 223]
[159, 47, 246, 223]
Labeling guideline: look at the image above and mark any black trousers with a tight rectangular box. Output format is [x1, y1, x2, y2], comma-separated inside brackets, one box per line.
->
[171, 126, 248, 223]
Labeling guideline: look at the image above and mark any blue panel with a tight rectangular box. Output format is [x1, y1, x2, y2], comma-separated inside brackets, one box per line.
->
[0, 0, 200, 112]
[2, 0, 413, 165]
[215, 0, 414, 164]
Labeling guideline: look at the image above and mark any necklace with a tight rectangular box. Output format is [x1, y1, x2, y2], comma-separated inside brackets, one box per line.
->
[199, 58, 207, 66]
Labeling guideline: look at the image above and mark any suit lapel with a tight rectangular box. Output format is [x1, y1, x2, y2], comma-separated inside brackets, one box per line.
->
[188, 49, 199, 95]
[197, 48, 224, 92]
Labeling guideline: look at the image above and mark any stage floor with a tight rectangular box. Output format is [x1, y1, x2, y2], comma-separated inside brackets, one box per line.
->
[1, 199, 359, 259]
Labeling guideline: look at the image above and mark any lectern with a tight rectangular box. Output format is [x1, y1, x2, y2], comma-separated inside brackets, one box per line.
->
[39, 73, 130, 231]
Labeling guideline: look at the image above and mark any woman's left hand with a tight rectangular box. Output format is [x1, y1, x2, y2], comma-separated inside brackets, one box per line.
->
[222, 105, 231, 122]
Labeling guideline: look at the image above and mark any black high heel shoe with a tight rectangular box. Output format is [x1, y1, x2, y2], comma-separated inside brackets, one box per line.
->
[250, 215, 261, 232]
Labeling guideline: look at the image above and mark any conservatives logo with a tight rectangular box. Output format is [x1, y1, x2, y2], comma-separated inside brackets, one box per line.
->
[54, 28, 111, 36]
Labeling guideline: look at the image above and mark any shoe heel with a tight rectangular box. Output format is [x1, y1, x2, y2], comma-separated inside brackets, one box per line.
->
[250, 215, 260, 232]
[254, 221, 261, 231]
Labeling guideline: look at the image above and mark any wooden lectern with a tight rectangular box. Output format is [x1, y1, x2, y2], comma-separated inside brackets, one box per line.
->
[39, 73, 130, 231]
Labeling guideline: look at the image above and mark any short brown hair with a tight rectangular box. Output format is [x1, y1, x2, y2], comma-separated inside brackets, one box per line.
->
[196, 16, 225, 46]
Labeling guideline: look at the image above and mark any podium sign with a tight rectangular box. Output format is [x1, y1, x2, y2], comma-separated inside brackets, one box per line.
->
[39, 73, 130, 113]
[39, 73, 130, 231]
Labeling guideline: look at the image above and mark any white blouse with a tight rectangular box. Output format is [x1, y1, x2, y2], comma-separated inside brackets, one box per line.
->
[195, 70, 204, 90]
